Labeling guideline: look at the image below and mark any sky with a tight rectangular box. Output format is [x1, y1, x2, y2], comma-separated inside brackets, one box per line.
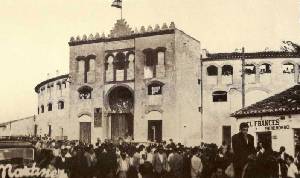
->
[0, 0, 300, 122]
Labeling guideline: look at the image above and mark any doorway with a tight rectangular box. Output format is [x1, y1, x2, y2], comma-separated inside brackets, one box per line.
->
[257, 131, 272, 151]
[80, 122, 91, 144]
[111, 113, 133, 140]
[148, 120, 162, 142]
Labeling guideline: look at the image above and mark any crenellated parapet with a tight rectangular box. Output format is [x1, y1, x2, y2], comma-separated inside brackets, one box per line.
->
[69, 19, 176, 46]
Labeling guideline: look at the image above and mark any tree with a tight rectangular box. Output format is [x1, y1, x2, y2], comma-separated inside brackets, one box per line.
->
[280, 41, 300, 53]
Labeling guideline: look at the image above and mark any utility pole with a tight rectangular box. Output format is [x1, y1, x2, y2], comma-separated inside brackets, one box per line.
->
[241, 47, 245, 108]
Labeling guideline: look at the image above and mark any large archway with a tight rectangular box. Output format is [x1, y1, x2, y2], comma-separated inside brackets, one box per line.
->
[107, 86, 134, 141]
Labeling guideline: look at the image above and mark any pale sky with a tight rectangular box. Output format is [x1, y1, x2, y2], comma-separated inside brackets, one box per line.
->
[0, 0, 300, 122]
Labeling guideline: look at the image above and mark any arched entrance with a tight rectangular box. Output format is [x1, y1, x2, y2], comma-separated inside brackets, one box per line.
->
[107, 86, 134, 141]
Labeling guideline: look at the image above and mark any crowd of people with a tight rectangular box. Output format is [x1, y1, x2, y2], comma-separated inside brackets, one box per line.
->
[6, 122, 300, 178]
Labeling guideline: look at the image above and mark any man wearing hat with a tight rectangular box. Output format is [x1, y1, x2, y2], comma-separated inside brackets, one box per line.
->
[232, 122, 255, 178]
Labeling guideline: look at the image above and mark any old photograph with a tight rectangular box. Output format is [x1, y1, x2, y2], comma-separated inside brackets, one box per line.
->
[0, 0, 300, 177]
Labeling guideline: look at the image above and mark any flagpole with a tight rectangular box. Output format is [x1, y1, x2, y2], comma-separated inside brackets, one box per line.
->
[121, 6, 123, 20]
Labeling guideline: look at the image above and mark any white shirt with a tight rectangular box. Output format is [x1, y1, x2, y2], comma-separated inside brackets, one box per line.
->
[287, 163, 298, 178]
[120, 159, 129, 171]
[158, 153, 164, 163]
[146, 152, 153, 163]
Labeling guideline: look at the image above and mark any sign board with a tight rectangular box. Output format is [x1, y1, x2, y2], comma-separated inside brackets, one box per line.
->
[242, 118, 290, 132]
[94, 108, 102, 127]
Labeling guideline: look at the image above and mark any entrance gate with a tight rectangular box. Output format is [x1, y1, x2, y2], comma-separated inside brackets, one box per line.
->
[80, 122, 91, 144]
[108, 86, 134, 141]
[111, 114, 133, 140]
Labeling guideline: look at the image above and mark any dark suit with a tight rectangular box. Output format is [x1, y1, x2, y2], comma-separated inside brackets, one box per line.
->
[153, 153, 167, 178]
[232, 132, 255, 178]
[169, 153, 184, 178]
[276, 151, 289, 178]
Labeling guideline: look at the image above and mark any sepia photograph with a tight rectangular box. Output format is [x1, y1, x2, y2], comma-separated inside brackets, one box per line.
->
[0, 0, 300, 177]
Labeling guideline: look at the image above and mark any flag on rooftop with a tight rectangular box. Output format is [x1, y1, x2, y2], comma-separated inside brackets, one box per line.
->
[112, 0, 122, 8]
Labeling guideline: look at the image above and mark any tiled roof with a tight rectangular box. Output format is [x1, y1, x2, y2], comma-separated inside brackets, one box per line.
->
[231, 85, 300, 118]
[203, 51, 300, 61]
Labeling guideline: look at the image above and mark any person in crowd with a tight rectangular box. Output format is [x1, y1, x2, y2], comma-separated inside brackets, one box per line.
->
[117, 152, 130, 178]
[211, 167, 227, 178]
[191, 148, 203, 178]
[277, 146, 289, 178]
[183, 148, 192, 178]
[232, 122, 255, 178]
[153, 147, 168, 178]
[287, 155, 299, 178]
[139, 153, 154, 178]
[146, 146, 154, 164]
[169, 148, 184, 178]
[127, 148, 139, 178]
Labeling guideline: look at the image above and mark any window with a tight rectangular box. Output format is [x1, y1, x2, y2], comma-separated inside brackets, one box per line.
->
[40, 87, 45, 93]
[260, 63, 271, 74]
[58, 101, 64, 110]
[145, 50, 158, 66]
[143, 49, 158, 79]
[78, 86, 93, 99]
[207, 65, 218, 76]
[245, 64, 256, 75]
[47, 103, 52, 111]
[62, 81, 67, 88]
[41, 105, 44, 113]
[222, 65, 233, 76]
[56, 82, 62, 90]
[212, 91, 227, 102]
[38, 107, 39, 114]
[283, 62, 295, 74]
[222, 126, 231, 145]
[148, 82, 163, 95]
[114, 52, 126, 70]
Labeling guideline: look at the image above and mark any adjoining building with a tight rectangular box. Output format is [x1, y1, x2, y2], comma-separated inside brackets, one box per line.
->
[231, 85, 300, 156]
[0, 116, 37, 137]
[201, 51, 300, 146]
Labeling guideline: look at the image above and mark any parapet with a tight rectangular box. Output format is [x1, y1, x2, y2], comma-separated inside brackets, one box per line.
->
[69, 19, 176, 46]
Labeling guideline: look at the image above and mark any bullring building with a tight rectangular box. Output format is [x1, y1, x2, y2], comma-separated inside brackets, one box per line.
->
[34, 20, 202, 145]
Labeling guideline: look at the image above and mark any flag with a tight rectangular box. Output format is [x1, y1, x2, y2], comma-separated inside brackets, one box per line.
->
[111, 0, 122, 8]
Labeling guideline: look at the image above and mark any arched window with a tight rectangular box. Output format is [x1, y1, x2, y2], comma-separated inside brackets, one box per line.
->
[212, 91, 227, 102]
[222, 65, 233, 76]
[78, 86, 93, 99]
[259, 63, 271, 74]
[47, 103, 52, 111]
[144, 49, 157, 66]
[114, 52, 126, 70]
[283, 62, 295, 74]
[41, 105, 44, 113]
[148, 82, 164, 95]
[58, 101, 64, 110]
[207, 65, 218, 76]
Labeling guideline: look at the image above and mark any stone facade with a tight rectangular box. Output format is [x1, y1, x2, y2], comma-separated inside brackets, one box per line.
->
[38, 19, 202, 145]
